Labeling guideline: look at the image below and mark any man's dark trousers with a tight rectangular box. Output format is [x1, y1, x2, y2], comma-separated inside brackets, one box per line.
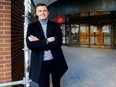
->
[38, 59, 60, 87]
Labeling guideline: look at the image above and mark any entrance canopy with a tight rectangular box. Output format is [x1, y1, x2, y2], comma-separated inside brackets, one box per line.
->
[32, 0, 58, 6]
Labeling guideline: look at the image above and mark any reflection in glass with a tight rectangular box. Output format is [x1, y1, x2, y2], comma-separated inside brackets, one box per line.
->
[70, 24, 79, 45]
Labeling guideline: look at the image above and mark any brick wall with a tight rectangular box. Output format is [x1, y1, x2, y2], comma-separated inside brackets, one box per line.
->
[11, 0, 24, 87]
[0, 0, 24, 86]
[0, 0, 12, 83]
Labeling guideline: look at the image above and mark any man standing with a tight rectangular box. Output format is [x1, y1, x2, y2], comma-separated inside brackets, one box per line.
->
[26, 3, 68, 87]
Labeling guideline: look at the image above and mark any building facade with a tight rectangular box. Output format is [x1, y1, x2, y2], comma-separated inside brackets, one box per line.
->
[0, 0, 24, 86]
[48, 0, 116, 49]
[0, 0, 12, 83]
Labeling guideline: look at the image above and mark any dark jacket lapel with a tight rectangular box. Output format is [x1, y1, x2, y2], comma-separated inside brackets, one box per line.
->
[36, 21, 45, 38]
[47, 20, 53, 37]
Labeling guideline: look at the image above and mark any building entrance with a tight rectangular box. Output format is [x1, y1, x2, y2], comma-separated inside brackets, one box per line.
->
[62, 23, 111, 48]
[80, 24, 111, 48]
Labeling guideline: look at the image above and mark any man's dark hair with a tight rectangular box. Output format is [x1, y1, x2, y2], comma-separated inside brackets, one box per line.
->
[36, 3, 48, 9]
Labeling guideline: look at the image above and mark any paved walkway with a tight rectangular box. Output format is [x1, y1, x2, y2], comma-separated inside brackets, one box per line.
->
[61, 46, 116, 87]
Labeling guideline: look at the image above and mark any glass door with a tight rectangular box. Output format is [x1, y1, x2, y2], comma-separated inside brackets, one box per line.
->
[80, 24, 89, 47]
[90, 24, 111, 48]
[70, 24, 79, 46]
[101, 24, 111, 48]
[90, 25, 101, 47]
[79, 24, 111, 48]
[61, 24, 69, 45]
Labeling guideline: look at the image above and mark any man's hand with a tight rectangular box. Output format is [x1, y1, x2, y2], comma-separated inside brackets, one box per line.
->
[28, 35, 39, 42]
[47, 37, 55, 43]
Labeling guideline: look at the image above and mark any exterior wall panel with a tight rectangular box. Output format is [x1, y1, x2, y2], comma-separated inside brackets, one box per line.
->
[0, 0, 24, 86]
[11, 0, 24, 87]
[0, 0, 12, 84]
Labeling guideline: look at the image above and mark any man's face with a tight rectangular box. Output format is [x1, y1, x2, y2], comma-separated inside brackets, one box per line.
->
[36, 6, 49, 20]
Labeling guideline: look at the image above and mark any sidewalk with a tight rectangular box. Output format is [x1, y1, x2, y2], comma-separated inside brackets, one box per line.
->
[61, 46, 116, 87]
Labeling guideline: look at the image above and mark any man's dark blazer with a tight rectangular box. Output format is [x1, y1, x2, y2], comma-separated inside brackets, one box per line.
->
[26, 20, 68, 84]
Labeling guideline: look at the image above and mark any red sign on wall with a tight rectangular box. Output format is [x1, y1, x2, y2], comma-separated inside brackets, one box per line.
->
[57, 16, 63, 23]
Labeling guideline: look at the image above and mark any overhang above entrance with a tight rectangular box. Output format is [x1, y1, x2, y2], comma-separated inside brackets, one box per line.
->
[32, 0, 58, 6]
[49, 0, 116, 17]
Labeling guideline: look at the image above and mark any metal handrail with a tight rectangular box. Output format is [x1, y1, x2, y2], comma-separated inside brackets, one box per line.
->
[0, 78, 32, 87]
[0, 80, 23, 87]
